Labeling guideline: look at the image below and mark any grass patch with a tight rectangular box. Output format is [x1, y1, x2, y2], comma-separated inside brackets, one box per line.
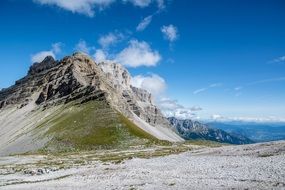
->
[258, 153, 274, 157]
[36, 100, 160, 153]
[118, 113, 157, 141]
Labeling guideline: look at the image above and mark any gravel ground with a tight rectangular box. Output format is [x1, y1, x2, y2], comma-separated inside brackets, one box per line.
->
[0, 141, 284, 190]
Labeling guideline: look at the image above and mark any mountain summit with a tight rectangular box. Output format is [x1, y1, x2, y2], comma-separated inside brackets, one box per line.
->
[0, 52, 182, 155]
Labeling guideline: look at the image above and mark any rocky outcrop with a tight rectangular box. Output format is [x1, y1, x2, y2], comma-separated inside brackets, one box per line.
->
[98, 61, 173, 128]
[99, 62, 131, 90]
[168, 117, 253, 144]
[0, 53, 105, 109]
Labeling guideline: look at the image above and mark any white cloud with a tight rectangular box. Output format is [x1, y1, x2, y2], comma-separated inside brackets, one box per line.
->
[98, 32, 123, 49]
[31, 51, 55, 63]
[131, 74, 166, 97]
[125, 0, 164, 9]
[34, 0, 115, 17]
[31, 42, 63, 63]
[75, 39, 94, 54]
[124, 0, 152, 7]
[193, 83, 222, 95]
[93, 49, 107, 62]
[34, 0, 163, 16]
[115, 40, 161, 67]
[136, 15, 152, 31]
[157, 98, 202, 120]
[161, 24, 178, 42]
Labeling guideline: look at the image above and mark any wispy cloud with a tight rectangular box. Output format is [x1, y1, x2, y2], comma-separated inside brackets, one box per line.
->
[156, 0, 165, 10]
[235, 92, 242, 97]
[135, 0, 166, 32]
[234, 86, 243, 91]
[98, 32, 124, 49]
[31, 42, 63, 63]
[190, 106, 203, 111]
[209, 83, 222, 88]
[248, 77, 285, 85]
[136, 15, 153, 31]
[74, 39, 95, 54]
[233, 86, 243, 97]
[230, 77, 284, 97]
[193, 83, 222, 95]
[210, 114, 285, 123]
[268, 55, 285, 64]
[193, 88, 207, 95]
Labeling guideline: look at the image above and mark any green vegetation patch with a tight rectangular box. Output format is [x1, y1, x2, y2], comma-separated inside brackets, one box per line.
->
[38, 100, 158, 152]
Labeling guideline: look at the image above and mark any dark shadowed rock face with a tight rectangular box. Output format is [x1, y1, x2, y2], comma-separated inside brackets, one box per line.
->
[0, 53, 106, 109]
[168, 117, 254, 144]
[28, 56, 59, 75]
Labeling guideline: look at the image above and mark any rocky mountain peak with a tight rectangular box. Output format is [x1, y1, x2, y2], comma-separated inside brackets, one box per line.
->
[0, 53, 183, 150]
[28, 56, 58, 75]
[0, 52, 111, 110]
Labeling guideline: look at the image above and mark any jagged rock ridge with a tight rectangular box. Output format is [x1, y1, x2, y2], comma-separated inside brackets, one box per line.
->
[168, 117, 253, 144]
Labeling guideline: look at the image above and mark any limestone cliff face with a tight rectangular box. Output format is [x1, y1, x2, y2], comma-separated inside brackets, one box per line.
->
[0, 53, 183, 146]
[98, 61, 171, 128]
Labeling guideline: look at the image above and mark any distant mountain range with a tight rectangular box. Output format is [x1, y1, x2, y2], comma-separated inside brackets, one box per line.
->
[168, 117, 253, 144]
[207, 122, 285, 142]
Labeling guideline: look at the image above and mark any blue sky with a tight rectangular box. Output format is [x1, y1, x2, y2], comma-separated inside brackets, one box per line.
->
[0, 0, 285, 122]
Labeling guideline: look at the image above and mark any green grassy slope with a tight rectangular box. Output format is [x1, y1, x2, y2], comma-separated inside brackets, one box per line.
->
[35, 100, 158, 153]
